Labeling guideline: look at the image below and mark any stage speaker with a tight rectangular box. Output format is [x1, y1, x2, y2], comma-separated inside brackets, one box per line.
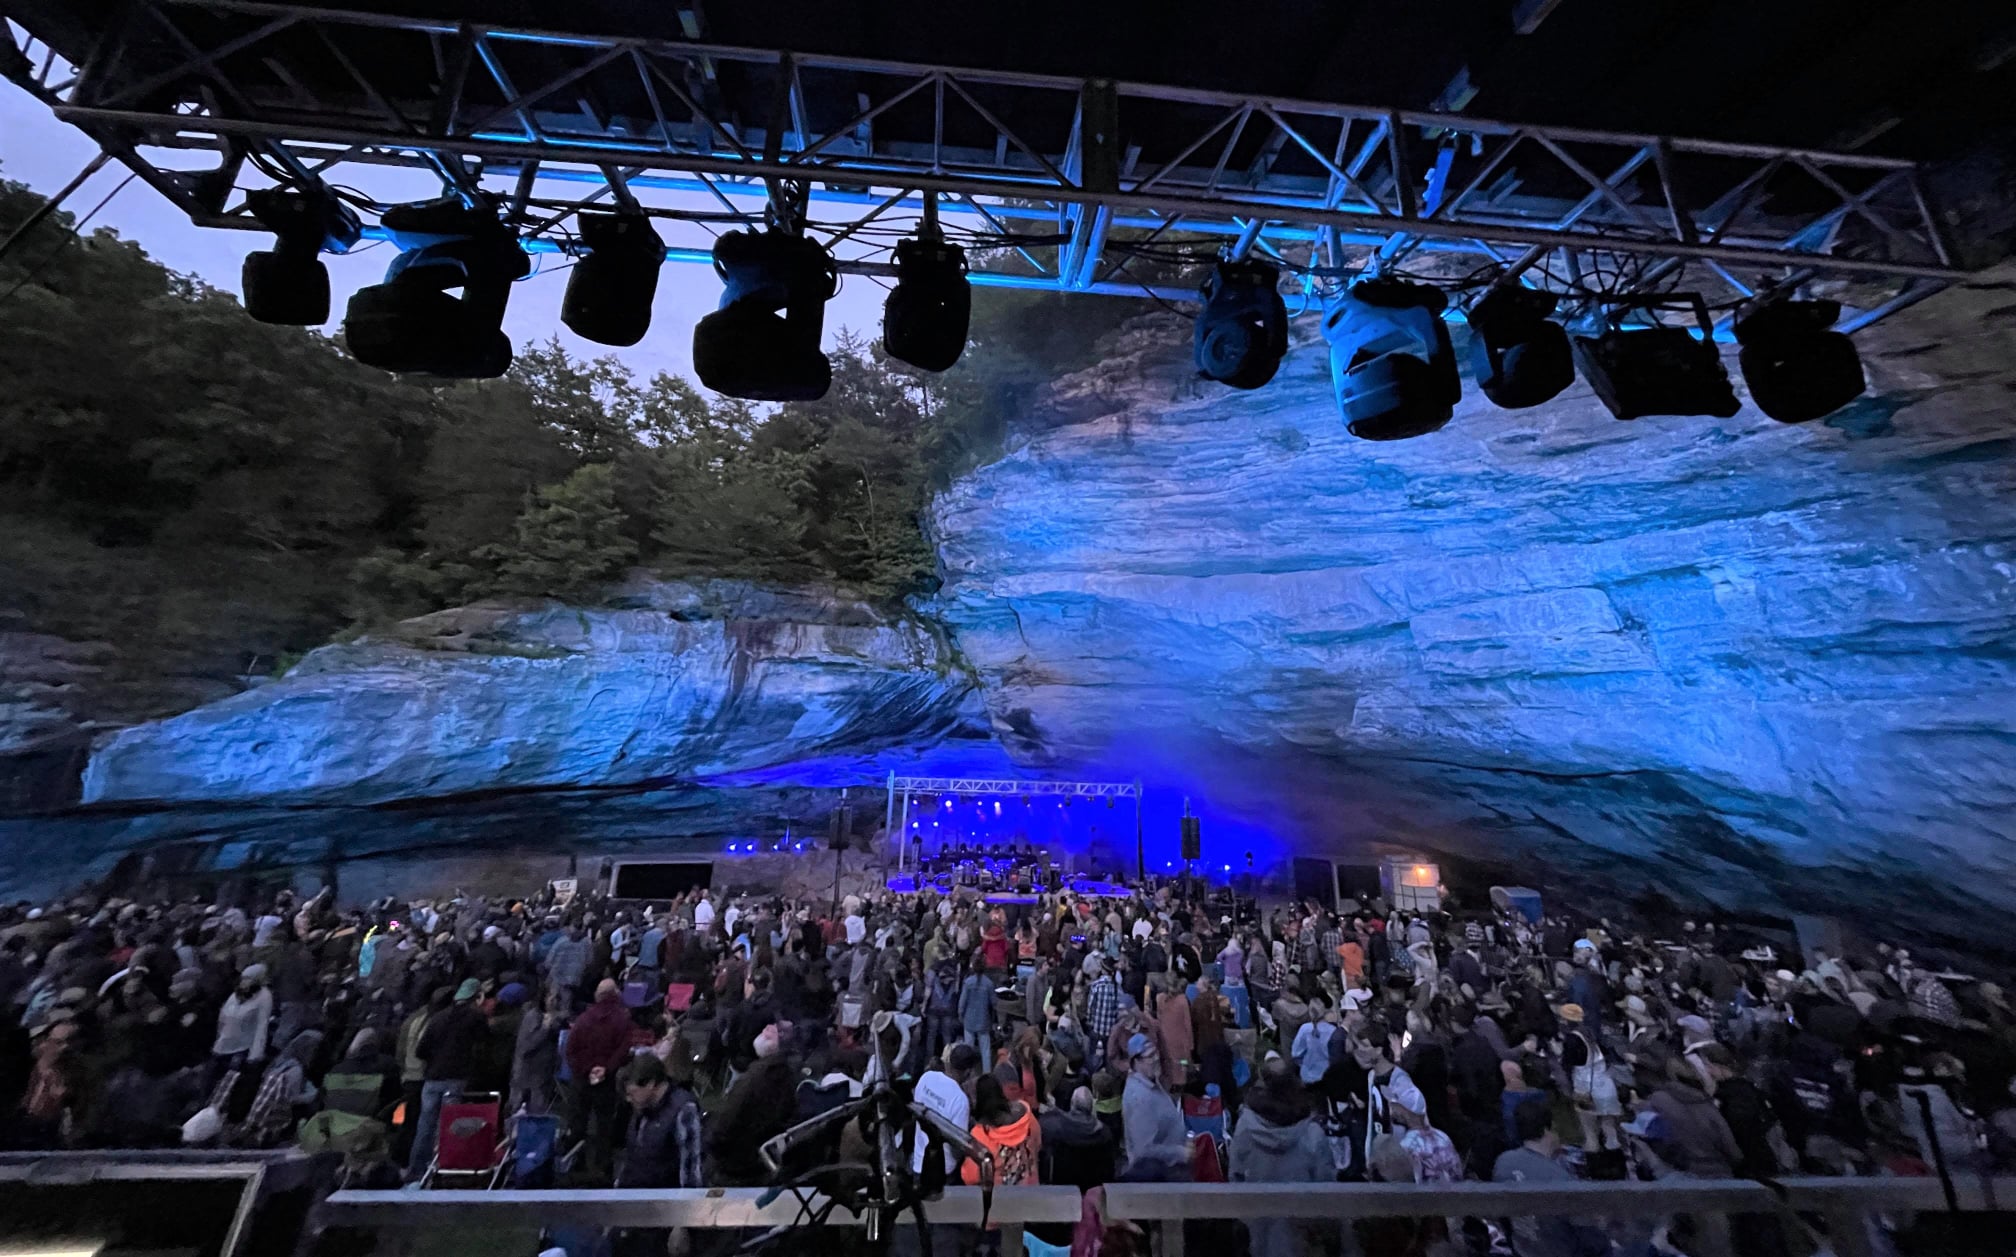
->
[1180, 815, 1202, 862]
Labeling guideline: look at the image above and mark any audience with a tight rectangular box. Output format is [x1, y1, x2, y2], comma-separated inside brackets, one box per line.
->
[0, 860, 2006, 1257]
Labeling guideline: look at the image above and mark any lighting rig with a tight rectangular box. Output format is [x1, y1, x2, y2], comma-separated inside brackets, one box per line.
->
[226, 177, 1879, 428]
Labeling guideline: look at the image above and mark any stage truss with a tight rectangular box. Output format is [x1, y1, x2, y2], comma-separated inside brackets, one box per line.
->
[2, 0, 1975, 335]
[885, 774, 1144, 877]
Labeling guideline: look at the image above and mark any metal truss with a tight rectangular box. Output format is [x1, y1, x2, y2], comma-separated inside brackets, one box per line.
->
[4, 0, 1973, 329]
[888, 776, 1141, 799]
[885, 774, 1142, 874]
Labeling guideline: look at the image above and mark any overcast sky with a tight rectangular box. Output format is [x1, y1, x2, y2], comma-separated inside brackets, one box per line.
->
[1, 79, 896, 383]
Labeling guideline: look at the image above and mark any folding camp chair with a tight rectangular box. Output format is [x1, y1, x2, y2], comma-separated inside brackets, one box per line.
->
[420, 1093, 512, 1188]
[1183, 1086, 1228, 1149]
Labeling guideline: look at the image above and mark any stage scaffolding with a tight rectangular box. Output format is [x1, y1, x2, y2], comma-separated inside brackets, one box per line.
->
[885, 774, 1145, 879]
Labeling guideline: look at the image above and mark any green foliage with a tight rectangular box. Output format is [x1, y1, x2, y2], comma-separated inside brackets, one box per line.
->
[0, 172, 1153, 697]
[487, 462, 638, 599]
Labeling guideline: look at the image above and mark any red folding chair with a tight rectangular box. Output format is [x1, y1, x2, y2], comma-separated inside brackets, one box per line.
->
[421, 1093, 512, 1188]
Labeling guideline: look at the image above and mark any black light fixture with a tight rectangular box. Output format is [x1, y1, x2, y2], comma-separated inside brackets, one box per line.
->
[1466, 284, 1574, 409]
[241, 186, 360, 326]
[883, 235, 970, 371]
[1572, 322, 1741, 421]
[1323, 277, 1461, 440]
[1734, 297, 1864, 423]
[692, 228, 838, 401]
[561, 211, 665, 347]
[1193, 258, 1288, 389]
[342, 198, 528, 379]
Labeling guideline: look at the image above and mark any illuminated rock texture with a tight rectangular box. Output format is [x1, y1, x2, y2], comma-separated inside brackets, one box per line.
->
[928, 277, 2016, 924]
[12, 277, 2016, 936]
[79, 580, 983, 805]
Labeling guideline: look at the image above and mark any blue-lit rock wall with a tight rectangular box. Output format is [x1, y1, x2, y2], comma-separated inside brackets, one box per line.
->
[6, 278, 2016, 935]
[929, 277, 2016, 926]
[79, 580, 985, 805]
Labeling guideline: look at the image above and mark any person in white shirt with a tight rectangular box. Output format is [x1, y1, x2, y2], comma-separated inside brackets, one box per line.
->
[845, 912, 867, 946]
[1353, 1036, 1423, 1169]
[212, 963, 273, 1071]
[911, 1042, 979, 1173]
[693, 893, 716, 934]
[723, 898, 743, 937]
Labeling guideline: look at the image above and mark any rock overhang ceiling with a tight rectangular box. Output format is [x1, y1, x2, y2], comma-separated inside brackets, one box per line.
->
[5, 275, 2014, 939]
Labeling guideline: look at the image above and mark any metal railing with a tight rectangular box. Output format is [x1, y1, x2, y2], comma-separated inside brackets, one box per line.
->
[314, 1175, 2016, 1257]
[322, 1184, 1084, 1254]
[1103, 1176, 2016, 1257]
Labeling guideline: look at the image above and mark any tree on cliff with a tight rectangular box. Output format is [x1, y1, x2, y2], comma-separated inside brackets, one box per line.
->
[488, 463, 639, 599]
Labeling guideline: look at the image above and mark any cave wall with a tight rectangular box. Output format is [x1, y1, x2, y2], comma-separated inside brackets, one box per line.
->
[4, 280, 2014, 940]
[927, 276, 2016, 928]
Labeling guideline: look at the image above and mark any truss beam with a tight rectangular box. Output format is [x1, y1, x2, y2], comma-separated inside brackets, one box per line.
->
[9, 0, 1976, 328]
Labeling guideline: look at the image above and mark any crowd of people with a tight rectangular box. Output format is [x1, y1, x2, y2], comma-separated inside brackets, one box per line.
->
[2, 865, 2014, 1257]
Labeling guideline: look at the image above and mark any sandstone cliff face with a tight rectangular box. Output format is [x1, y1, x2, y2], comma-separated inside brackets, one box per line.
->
[79, 580, 982, 805]
[9, 280, 2016, 938]
[929, 278, 2016, 924]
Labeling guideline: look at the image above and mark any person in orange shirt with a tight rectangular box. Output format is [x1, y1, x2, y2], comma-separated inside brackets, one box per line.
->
[962, 1073, 1043, 1186]
[1339, 935, 1367, 988]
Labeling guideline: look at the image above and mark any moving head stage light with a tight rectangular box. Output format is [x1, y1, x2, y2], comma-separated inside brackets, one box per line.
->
[694, 229, 840, 401]
[883, 236, 971, 372]
[342, 199, 528, 379]
[1466, 285, 1574, 410]
[1734, 297, 1866, 423]
[1572, 314, 1741, 421]
[1323, 277, 1461, 440]
[562, 212, 665, 348]
[241, 187, 360, 326]
[1194, 259, 1288, 390]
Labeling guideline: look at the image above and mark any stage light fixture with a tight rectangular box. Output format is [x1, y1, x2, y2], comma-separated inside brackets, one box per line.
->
[1193, 258, 1288, 389]
[343, 198, 528, 379]
[1322, 278, 1461, 440]
[1572, 325, 1741, 421]
[883, 235, 971, 371]
[1733, 297, 1864, 423]
[693, 229, 838, 401]
[1465, 285, 1573, 409]
[561, 211, 664, 347]
[241, 186, 360, 326]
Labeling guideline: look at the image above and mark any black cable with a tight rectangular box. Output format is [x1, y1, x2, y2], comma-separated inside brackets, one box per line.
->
[0, 172, 137, 311]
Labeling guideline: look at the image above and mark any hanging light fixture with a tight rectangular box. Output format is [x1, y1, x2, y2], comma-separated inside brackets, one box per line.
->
[1572, 323, 1740, 420]
[1734, 297, 1864, 423]
[561, 211, 665, 347]
[1322, 277, 1461, 440]
[241, 186, 360, 326]
[342, 197, 527, 379]
[883, 233, 970, 371]
[1193, 258, 1288, 389]
[1465, 285, 1574, 409]
[692, 228, 838, 401]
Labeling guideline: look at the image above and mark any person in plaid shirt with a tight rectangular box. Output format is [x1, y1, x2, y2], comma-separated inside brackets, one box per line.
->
[1084, 956, 1120, 1070]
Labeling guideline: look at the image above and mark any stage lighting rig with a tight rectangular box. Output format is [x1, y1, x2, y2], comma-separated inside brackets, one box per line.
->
[1734, 297, 1865, 423]
[1323, 277, 1461, 440]
[883, 234, 971, 372]
[561, 211, 665, 348]
[1571, 298, 1740, 421]
[241, 186, 361, 326]
[342, 198, 528, 379]
[1465, 285, 1574, 409]
[1193, 258, 1288, 390]
[693, 228, 839, 401]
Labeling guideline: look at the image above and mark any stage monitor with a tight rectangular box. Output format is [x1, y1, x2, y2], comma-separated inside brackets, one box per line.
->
[608, 859, 713, 900]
